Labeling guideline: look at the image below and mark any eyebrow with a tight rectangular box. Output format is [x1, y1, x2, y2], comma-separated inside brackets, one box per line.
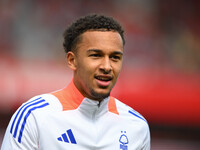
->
[87, 49, 123, 55]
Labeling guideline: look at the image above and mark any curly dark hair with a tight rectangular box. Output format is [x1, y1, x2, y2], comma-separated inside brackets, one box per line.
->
[63, 14, 125, 53]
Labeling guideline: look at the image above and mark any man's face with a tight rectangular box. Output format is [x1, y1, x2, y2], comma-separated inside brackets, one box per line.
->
[69, 31, 124, 101]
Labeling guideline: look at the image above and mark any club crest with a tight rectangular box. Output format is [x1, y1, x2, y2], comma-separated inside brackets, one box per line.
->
[119, 131, 129, 150]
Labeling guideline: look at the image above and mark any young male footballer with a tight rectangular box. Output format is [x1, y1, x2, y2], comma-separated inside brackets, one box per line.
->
[1, 14, 150, 150]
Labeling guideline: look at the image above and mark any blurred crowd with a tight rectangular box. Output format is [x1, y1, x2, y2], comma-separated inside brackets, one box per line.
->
[0, 0, 200, 72]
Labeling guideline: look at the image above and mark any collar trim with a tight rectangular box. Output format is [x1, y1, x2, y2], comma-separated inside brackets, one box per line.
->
[51, 80, 119, 115]
[108, 96, 119, 115]
[51, 80, 84, 111]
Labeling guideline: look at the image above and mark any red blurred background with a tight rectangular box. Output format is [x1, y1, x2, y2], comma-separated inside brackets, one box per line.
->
[0, 0, 200, 149]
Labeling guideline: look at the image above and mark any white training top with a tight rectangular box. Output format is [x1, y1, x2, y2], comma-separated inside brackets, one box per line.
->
[1, 80, 150, 150]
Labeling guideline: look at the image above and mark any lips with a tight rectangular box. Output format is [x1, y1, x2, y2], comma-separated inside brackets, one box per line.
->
[95, 75, 112, 81]
[95, 75, 113, 87]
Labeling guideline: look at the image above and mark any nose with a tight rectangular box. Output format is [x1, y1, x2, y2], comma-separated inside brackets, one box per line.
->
[99, 56, 112, 74]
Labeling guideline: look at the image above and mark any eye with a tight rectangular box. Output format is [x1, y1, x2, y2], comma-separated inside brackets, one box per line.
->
[89, 53, 101, 58]
[110, 55, 121, 61]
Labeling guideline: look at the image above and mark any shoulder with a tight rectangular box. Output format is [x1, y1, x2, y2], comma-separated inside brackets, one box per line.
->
[113, 98, 150, 148]
[21, 93, 63, 113]
[114, 97, 148, 126]
[10, 93, 63, 123]
[7, 94, 62, 143]
[9, 93, 63, 130]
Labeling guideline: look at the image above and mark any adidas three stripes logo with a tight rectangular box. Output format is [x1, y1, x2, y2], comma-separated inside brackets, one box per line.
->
[57, 129, 77, 144]
[10, 97, 49, 143]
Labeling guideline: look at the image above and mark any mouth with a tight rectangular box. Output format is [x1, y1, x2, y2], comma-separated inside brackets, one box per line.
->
[94, 75, 113, 88]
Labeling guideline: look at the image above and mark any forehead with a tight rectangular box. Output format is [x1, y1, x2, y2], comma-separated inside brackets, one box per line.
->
[76, 31, 124, 53]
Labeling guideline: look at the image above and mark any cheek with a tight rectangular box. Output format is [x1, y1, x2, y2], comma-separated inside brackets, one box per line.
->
[83, 58, 99, 70]
[113, 63, 122, 76]
[77, 60, 96, 78]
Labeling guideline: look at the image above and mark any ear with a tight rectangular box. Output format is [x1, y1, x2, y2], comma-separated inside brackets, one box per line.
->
[67, 51, 77, 71]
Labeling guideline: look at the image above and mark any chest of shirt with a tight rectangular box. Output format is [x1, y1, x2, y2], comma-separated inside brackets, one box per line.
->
[35, 109, 142, 150]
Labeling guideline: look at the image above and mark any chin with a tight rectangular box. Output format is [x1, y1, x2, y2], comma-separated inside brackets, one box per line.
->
[90, 89, 110, 100]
